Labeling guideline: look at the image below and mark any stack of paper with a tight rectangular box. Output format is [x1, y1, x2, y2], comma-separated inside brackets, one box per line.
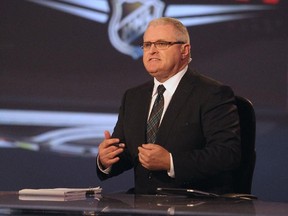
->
[18, 187, 102, 201]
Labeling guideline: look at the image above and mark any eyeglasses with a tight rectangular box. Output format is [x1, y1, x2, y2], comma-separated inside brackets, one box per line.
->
[141, 41, 185, 50]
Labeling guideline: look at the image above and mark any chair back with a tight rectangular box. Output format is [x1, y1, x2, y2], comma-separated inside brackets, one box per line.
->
[233, 96, 256, 194]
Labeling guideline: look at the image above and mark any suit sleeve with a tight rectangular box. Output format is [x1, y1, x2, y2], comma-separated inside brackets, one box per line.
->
[96, 90, 134, 180]
[172, 85, 241, 183]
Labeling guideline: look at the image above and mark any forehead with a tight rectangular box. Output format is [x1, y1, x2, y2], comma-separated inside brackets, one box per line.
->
[143, 24, 177, 41]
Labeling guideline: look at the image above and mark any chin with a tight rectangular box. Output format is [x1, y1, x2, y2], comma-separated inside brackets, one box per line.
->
[148, 70, 158, 76]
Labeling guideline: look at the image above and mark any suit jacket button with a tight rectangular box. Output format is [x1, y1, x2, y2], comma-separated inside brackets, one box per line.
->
[148, 173, 152, 179]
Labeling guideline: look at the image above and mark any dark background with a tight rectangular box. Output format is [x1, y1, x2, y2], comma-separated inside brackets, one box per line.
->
[1, 0, 287, 202]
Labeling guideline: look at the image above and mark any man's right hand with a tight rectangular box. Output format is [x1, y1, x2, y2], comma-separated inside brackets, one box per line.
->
[98, 130, 125, 169]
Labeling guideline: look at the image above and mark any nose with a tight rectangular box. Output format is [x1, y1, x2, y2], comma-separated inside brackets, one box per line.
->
[148, 43, 158, 53]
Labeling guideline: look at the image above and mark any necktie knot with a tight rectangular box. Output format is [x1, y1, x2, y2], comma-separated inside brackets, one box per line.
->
[157, 85, 166, 96]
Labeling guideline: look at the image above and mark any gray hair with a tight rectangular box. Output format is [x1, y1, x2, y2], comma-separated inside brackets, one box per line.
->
[147, 17, 190, 44]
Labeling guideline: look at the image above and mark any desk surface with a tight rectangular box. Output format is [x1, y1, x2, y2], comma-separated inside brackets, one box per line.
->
[0, 192, 288, 216]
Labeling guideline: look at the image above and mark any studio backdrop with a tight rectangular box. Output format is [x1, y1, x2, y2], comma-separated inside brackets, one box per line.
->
[0, 0, 287, 201]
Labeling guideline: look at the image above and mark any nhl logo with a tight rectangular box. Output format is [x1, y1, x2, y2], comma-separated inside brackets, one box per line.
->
[108, 0, 164, 59]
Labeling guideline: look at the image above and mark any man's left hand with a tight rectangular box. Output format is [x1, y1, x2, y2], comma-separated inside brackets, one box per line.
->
[138, 144, 170, 171]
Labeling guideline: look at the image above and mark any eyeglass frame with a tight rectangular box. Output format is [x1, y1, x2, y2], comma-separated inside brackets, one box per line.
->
[141, 41, 186, 50]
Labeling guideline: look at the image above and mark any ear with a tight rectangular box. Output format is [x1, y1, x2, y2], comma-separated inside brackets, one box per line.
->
[181, 44, 190, 59]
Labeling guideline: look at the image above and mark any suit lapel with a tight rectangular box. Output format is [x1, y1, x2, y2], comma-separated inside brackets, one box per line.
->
[135, 82, 153, 144]
[156, 70, 196, 146]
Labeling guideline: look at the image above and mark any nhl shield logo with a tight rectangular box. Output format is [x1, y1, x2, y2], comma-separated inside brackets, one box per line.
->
[108, 0, 164, 59]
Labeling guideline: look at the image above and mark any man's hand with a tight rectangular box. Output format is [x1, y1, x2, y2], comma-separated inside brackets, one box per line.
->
[98, 130, 125, 169]
[138, 144, 170, 171]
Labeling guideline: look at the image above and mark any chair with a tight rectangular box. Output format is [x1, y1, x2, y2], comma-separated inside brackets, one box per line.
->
[232, 96, 256, 194]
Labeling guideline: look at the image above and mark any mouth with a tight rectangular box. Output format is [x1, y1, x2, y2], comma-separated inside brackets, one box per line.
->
[149, 57, 160, 61]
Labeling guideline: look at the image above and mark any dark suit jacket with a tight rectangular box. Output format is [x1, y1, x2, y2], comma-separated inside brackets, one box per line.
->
[97, 68, 241, 194]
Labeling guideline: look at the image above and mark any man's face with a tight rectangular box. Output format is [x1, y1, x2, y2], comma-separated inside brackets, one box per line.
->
[142, 24, 186, 82]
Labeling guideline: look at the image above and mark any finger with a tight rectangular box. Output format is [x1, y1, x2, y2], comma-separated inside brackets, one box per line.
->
[100, 138, 120, 149]
[113, 143, 125, 148]
[138, 153, 147, 166]
[103, 131, 122, 148]
[104, 130, 111, 139]
[141, 143, 157, 150]
[101, 147, 124, 167]
[108, 157, 120, 165]
[118, 143, 125, 148]
[138, 153, 152, 170]
[104, 146, 124, 162]
[138, 146, 147, 156]
[99, 131, 114, 150]
[102, 156, 120, 168]
[110, 147, 124, 157]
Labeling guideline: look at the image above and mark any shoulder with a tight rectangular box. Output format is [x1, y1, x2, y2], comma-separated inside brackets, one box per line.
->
[188, 68, 233, 91]
[183, 68, 235, 103]
[185, 68, 223, 87]
[121, 80, 153, 101]
[126, 80, 153, 92]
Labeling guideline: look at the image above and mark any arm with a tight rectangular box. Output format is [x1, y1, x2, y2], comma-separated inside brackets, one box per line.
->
[96, 91, 135, 180]
[173, 85, 241, 183]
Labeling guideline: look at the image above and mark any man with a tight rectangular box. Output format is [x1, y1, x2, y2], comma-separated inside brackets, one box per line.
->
[97, 17, 241, 194]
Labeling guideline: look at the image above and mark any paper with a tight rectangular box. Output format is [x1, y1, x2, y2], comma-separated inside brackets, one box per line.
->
[19, 187, 102, 197]
[19, 195, 87, 202]
[18, 194, 102, 202]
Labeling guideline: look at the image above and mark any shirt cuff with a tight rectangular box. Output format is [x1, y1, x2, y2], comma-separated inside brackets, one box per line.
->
[167, 153, 175, 178]
[97, 155, 111, 174]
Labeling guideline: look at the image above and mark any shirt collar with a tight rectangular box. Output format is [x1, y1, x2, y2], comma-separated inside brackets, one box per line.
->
[152, 65, 188, 96]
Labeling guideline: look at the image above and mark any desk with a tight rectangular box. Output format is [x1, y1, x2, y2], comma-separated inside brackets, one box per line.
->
[0, 192, 288, 215]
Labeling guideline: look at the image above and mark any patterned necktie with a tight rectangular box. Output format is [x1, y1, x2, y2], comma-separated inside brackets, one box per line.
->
[146, 85, 166, 143]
